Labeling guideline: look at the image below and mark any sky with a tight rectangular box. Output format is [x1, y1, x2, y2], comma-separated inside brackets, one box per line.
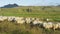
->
[0, 0, 60, 7]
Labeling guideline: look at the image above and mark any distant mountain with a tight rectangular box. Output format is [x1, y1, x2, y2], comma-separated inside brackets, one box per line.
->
[1, 4, 19, 8]
[57, 5, 60, 6]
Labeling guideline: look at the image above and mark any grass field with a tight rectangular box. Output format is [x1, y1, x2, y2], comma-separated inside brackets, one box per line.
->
[0, 6, 60, 34]
[0, 6, 60, 21]
[0, 20, 60, 34]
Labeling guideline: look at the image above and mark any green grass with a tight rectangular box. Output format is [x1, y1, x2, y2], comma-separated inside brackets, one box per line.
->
[0, 6, 60, 34]
[0, 6, 60, 21]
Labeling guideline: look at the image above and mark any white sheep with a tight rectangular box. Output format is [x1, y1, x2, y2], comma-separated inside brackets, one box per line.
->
[15, 17, 25, 24]
[33, 20, 39, 25]
[31, 18, 35, 21]
[3, 16, 8, 20]
[15, 17, 24, 20]
[0, 16, 8, 21]
[33, 20, 43, 25]
[16, 19, 25, 24]
[7, 16, 16, 22]
[53, 23, 59, 30]
[57, 23, 60, 29]
[43, 22, 53, 29]
[25, 17, 32, 24]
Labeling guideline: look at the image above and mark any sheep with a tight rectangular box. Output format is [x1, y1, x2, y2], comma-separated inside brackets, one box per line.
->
[16, 19, 25, 24]
[2, 16, 8, 20]
[15, 17, 25, 20]
[0, 16, 8, 22]
[25, 17, 32, 24]
[7, 16, 16, 22]
[53, 23, 59, 30]
[56, 23, 60, 29]
[0, 18, 4, 21]
[31, 18, 36, 21]
[43, 22, 53, 29]
[31, 19, 43, 28]
[32, 18, 42, 24]
[33, 20, 39, 25]
[15, 17, 25, 24]
[32, 20, 43, 24]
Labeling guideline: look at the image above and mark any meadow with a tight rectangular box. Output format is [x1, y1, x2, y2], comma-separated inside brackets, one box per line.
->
[0, 6, 60, 34]
[0, 6, 60, 21]
[0, 20, 60, 34]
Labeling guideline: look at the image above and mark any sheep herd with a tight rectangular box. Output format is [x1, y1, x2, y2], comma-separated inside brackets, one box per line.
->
[0, 16, 60, 30]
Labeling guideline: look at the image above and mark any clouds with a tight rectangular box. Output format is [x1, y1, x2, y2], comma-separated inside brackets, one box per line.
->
[0, 0, 60, 7]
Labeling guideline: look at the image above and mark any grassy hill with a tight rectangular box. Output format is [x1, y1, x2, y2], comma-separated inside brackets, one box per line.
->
[0, 6, 60, 21]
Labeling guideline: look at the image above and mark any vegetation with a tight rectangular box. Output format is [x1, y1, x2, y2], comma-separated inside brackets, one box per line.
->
[0, 20, 60, 34]
[0, 6, 60, 34]
[0, 6, 60, 21]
